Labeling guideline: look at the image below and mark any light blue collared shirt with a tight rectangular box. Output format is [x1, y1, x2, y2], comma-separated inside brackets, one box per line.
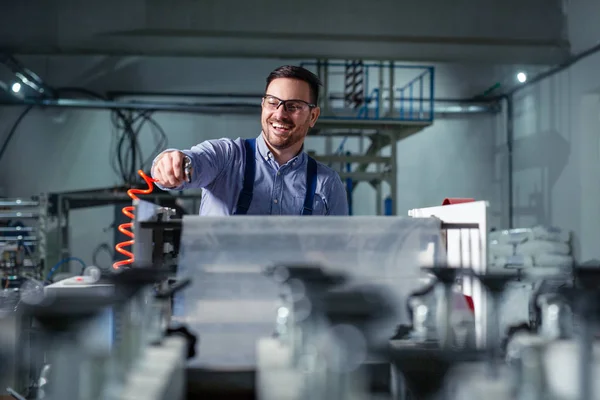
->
[153, 134, 349, 216]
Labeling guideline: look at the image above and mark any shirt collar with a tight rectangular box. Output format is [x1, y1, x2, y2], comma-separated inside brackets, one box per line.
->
[255, 132, 306, 168]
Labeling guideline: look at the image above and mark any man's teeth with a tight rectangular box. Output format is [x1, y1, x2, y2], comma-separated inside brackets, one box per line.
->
[272, 122, 291, 130]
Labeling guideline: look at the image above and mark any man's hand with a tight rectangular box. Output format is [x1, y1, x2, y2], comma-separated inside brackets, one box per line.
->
[152, 151, 189, 188]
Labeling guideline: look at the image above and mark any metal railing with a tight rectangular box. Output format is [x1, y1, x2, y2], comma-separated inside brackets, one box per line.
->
[300, 60, 435, 123]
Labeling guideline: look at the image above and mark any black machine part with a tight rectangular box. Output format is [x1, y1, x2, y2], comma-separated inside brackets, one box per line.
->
[155, 277, 192, 299]
[166, 325, 198, 359]
[263, 264, 347, 289]
[384, 345, 487, 399]
[155, 277, 199, 359]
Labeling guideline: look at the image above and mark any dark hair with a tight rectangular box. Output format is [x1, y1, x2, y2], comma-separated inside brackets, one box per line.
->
[265, 65, 322, 105]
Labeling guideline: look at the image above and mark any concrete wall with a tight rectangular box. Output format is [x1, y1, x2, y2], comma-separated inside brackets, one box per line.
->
[510, 52, 600, 262]
[507, 0, 600, 262]
[0, 56, 505, 269]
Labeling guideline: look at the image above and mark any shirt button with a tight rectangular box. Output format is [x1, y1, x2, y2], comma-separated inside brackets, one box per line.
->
[277, 171, 280, 176]
[273, 199, 278, 204]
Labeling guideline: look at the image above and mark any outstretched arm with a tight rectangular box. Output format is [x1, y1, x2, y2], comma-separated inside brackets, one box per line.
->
[151, 139, 235, 190]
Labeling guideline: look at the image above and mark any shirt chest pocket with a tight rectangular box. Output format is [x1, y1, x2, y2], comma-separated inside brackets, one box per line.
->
[293, 195, 326, 216]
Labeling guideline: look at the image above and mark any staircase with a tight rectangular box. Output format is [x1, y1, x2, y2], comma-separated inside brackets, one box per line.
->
[300, 60, 436, 215]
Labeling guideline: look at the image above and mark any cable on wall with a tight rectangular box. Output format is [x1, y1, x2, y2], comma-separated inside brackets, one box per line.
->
[0, 86, 169, 186]
[51, 88, 169, 186]
[0, 105, 34, 163]
[110, 108, 167, 185]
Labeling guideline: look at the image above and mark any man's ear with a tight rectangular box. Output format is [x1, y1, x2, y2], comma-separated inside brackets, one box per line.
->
[309, 106, 321, 128]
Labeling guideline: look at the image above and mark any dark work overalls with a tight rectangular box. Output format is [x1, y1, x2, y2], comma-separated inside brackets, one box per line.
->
[233, 138, 318, 215]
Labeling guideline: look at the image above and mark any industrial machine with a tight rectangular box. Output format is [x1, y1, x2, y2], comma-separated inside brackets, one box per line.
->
[21, 267, 192, 400]
[0, 196, 47, 398]
[0, 173, 195, 400]
[1, 184, 597, 400]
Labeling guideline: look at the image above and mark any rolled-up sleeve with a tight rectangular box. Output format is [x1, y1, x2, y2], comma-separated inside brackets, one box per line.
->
[325, 175, 349, 216]
[151, 139, 234, 190]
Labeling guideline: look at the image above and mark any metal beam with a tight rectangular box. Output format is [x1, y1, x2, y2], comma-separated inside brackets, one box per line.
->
[312, 155, 392, 164]
[389, 130, 398, 215]
[338, 172, 390, 182]
[315, 118, 431, 131]
[5, 37, 569, 65]
[0, 98, 497, 118]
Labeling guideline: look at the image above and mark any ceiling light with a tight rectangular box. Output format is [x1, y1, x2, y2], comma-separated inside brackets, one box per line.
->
[517, 72, 527, 83]
[11, 82, 21, 93]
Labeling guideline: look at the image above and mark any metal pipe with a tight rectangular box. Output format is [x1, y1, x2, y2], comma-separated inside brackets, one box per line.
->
[0, 211, 38, 218]
[0, 226, 34, 232]
[506, 96, 514, 228]
[378, 61, 384, 118]
[509, 41, 600, 96]
[434, 104, 498, 114]
[107, 91, 264, 99]
[0, 53, 55, 97]
[97, 90, 501, 107]
[0, 235, 36, 241]
[390, 131, 398, 215]
[0, 199, 40, 207]
[0, 98, 262, 114]
[299, 61, 437, 70]
[389, 61, 395, 116]
[0, 98, 497, 115]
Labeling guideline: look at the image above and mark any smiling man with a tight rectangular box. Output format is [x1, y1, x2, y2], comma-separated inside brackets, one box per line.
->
[151, 65, 349, 216]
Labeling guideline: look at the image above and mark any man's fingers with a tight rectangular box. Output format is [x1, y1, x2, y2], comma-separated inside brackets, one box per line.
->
[171, 153, 184, 181]
[155, 159, 183, 188]
[153, 164, 162, 181]
[154, 164, 169, 186]
[152, 151, 189, 188]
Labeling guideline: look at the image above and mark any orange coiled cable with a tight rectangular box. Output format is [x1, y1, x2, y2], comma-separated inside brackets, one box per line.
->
[113, 169, 157, 270]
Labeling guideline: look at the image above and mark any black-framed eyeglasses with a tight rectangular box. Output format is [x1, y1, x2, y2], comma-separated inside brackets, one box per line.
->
[262, 95, 316, 113]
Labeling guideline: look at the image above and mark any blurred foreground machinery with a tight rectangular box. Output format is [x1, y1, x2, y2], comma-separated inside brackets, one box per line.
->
[1, 197, 599, 400]
[0, 199, 196, 400]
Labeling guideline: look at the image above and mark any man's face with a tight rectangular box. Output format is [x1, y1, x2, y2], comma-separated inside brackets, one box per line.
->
[261, 78, 320, 151]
